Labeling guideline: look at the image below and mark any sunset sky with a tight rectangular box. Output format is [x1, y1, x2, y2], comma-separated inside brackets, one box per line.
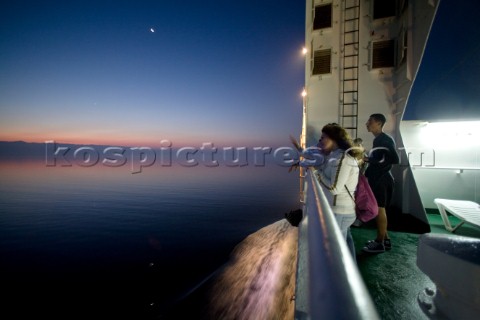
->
[0, 1, 305, 147]
[1, 1, 479, 148]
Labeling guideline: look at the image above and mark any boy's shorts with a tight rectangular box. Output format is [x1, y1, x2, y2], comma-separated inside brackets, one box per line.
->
[369, 174, 394, 208]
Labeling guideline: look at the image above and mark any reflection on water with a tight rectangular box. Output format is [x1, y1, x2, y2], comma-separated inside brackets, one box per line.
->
[0, 159, 300, 318]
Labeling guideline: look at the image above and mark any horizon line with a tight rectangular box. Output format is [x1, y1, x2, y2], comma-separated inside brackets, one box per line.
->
[0, 139, 300, 149]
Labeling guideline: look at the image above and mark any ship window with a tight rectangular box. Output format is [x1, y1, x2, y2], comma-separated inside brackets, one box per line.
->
[372, 40, 395, 69]
[373, 0, 397, 20]
[312, 49, 331, 75]
[313, 4, 332, 30]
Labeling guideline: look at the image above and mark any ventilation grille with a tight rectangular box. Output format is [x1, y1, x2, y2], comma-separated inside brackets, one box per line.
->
[372, 40, 395, 69]
[312, 49, 331, 75]
[314, 4, 332, 30]
[373, 0, 397, 19]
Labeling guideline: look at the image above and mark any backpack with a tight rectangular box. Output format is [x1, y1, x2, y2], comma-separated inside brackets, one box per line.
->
[346, 174, 378, 223]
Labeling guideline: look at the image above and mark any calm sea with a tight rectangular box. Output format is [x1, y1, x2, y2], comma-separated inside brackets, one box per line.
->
[0, 159, 300, 319]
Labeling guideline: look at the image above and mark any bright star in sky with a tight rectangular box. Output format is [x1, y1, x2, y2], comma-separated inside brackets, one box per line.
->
[150, 27, 155, 33]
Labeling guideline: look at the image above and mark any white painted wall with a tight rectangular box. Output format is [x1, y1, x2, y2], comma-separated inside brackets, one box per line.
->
[400, 120, 480, 208]
[304, 0, 439, 219]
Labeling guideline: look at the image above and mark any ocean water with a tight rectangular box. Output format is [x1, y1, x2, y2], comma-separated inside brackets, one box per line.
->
[0, 159, 300, 319]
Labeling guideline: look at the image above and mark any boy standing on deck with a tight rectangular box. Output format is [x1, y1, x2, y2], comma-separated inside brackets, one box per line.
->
[362, 114, 399, 253]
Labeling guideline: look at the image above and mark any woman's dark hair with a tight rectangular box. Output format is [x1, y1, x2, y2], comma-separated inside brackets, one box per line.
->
[321, 123, 362, 158]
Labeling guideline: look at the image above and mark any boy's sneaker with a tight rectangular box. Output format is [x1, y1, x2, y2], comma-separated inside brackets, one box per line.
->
[384, 238, 392, 250]
[362, 240, 385, 253]
[366, 238, 392, 250]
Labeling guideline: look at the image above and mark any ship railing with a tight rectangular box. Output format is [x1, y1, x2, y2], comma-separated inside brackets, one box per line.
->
[294, 170, 379, 320]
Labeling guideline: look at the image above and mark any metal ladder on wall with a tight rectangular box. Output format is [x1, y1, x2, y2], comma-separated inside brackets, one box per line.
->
[340, 0, 360, 139]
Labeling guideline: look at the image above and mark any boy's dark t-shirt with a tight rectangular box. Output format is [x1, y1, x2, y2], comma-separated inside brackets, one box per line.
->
[365, 132, 399, 181]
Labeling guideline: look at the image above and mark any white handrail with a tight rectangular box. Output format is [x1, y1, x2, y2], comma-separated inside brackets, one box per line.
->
[294, 171, 379, 320]
[411, 166, 480, 171]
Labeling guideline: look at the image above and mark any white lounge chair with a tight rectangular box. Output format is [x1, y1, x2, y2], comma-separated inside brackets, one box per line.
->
[434, 198, 480, 232]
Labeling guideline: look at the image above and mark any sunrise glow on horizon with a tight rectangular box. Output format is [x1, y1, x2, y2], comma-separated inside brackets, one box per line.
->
[0, 128, 296, 148]
[3, 1, 479, 151]
[0, 1, 305, 149]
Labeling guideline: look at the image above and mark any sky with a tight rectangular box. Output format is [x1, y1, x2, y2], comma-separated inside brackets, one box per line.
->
[2, 0, 479, 148]
[0, 0, 305, 147]
[403, 0, 480, 121]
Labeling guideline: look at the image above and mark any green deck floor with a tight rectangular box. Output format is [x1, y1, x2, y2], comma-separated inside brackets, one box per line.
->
[352, 212, 480, 320]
